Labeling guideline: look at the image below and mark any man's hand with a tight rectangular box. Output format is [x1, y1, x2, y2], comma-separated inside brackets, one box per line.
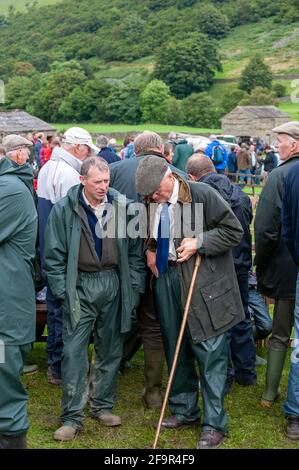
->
[146, 250, 159, 277]
[177, 238, 199, 263]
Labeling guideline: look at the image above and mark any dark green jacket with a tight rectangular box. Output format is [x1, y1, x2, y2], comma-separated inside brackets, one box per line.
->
[44, 184, 146, 333]
[148, 174, 245, 342]
[0, 158, 37, 345]
[254, 155, 299, 299]
[172, 140, 194, 172]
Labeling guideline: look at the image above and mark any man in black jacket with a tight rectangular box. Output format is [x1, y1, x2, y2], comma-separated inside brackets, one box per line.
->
[255, 121, 299, 407]
[186, 155, 256, 390]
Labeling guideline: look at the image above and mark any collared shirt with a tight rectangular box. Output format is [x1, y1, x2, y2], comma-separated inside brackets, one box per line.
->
[251, 151, 257, 167]
[82, 189, 108, 222]
[153, 178, 179, 261]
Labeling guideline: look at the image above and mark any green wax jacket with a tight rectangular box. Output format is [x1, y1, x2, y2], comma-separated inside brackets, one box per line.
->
[0, 158, 37, 345]
[44, 184, 146, 333]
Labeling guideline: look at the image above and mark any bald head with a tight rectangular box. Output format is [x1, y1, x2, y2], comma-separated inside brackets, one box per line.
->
[186, 154, 216, 181]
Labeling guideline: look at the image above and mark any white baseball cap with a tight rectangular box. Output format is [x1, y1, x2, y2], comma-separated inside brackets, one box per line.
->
[62, 127, 100, 153]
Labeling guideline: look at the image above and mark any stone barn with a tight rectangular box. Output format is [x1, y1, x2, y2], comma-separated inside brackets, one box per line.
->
[221, 106, 290, 144]
[0, 109, 55, 138]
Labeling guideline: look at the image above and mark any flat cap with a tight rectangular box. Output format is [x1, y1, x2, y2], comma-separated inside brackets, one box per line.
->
[2, 134, 33, 153]
[272, 121, 299, 141]
[136, 155, 169, 196]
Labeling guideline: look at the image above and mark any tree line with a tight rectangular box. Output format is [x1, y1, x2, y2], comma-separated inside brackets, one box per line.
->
[0, 0, 296, 124]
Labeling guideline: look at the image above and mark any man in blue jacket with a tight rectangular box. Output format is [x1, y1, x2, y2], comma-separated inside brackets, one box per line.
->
[205, 135, 228, 174]
[281, 122, 299, 440]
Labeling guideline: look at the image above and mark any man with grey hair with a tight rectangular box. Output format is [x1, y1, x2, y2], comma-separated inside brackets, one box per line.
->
[44, 156, 146, 441]
[97, 135, 120, 164]
[281, 123, 299, 439]
[2, 134, 33, 165]
[108, 131, 170, 409]
[0, 135, 37, 448]
[38, 127, 99, 385]
[186, 154, 256, 392]
[135, 155, 244, 449]
[0, 143, 5, 159]
[255, 121, 299, 408]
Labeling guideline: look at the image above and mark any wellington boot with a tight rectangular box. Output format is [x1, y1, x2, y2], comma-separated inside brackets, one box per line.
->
[0, 432, 27, 449]
[142, 348, 164, 409]
[261, 348, 287, 407]
[22, 364, 38, 375]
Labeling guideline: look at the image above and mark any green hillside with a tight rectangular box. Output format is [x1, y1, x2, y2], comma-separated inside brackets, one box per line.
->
[0, 0, 298, 125]
[0, 0, 60, 15]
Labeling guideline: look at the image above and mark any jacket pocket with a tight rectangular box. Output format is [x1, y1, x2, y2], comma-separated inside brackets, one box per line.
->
[200, 275, 234, 330]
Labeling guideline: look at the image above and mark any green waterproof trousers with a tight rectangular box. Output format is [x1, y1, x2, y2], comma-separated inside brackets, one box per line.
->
[0, 343, 31, 435]
[154, 266, 228, 433]
[61, 269, 122, 429]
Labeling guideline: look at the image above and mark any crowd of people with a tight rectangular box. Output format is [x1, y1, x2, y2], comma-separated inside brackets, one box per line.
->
[0, 122, 299, 450]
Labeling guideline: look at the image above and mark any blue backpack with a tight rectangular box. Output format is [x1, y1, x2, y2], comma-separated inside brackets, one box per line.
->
[211, 145, 225, 165]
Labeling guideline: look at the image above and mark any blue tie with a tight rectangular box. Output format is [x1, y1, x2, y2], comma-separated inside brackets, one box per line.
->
[156, 203, 170, 275]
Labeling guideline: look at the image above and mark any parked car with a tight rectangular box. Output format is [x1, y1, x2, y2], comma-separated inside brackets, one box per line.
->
[215, 135, 238, 145]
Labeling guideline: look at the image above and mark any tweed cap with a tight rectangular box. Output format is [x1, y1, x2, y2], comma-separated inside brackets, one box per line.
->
[136, 155, 169, 196]
[2, 134, 33, 153]
[272, 121, 299, 141]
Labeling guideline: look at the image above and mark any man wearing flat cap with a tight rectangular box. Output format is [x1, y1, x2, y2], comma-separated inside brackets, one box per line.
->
[136, 155, 244, 449]
[281, 123, 299, 440]
[0, 134, 37, 448]
[2, 134, 33, 165]
[255, 121, 299, 408]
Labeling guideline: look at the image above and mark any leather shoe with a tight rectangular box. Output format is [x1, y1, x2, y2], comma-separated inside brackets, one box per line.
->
[286, 416, 299, 440]
[197, 430, 225, 449]
[94, 412, 121, 427]
[161, 415, 199, 429]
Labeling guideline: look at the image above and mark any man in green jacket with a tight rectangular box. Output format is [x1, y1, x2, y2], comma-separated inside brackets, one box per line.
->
[136, 156, 244, 449]
[172, 137, 194, 172]
[0, 135, 37, 449]
[44, 156, 146, 441]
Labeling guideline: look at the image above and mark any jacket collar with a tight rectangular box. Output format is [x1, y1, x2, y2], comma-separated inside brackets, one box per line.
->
[137, 150, 165, 159]
[279, 154, 299, 167]
[173, 172, 192, 203]
[50, 146, 82, 173]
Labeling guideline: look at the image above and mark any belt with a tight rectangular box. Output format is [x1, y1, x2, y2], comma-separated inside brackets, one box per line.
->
[168, 260, 178, 267]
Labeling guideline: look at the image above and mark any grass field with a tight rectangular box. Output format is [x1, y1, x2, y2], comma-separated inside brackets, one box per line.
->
[0, 0, 61, 14]
[24, 343, 299, 449]
[217, 19, 299, 79]
[279, 102, 299, 120]
[51, 123, 221, 135]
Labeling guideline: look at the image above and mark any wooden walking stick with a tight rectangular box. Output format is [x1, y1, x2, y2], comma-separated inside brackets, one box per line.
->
[152, 253, 201, 449]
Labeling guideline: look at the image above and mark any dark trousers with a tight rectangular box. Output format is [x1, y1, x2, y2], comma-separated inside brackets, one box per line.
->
[226, 272, 256, 384]
[269, 299, 295, 350]
[122, 269, 164, 364]
[248, 288, 272, 339]
[46, 284, 63, 378]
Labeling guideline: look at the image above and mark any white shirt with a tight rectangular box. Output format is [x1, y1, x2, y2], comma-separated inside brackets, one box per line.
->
[153, 178, 179, 261]
[82, 189, 108, 222]
[251, 151, 256, 167]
